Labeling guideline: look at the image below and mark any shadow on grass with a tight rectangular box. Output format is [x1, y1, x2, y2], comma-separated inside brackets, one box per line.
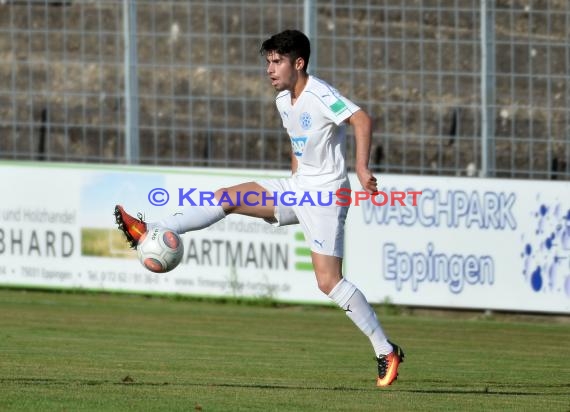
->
[2, 377, 569, 396]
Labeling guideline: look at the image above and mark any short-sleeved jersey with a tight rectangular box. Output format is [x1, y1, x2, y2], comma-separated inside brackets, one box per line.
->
[275, 75, 360, 191]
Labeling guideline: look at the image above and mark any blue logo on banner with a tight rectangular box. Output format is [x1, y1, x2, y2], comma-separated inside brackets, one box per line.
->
[521, 198, 570, 297]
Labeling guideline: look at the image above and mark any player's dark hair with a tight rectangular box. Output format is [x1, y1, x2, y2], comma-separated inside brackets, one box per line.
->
[260, 29, 311, 72]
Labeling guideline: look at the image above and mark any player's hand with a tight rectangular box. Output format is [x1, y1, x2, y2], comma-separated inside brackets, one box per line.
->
[356, 168, 378, 194]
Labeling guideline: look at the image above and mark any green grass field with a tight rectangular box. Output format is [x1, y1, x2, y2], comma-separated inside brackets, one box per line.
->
[0, 289, 568, 412]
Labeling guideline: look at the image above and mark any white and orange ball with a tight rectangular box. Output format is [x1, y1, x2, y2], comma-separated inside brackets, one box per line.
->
[136, 227, 184, 273]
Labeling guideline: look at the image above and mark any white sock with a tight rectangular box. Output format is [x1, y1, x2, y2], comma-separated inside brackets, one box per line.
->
[328, 278, 394, 357]
[151, 205, 226, 234]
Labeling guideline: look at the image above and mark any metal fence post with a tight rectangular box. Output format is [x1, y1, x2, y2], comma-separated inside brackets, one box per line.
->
[123, 0, 140, 164]
[480, 0, 496, 177]
[304, 0, 317, 74]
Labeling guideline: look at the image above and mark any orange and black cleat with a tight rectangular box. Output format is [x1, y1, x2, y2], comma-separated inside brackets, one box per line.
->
[114, 205, 147, 249]
[376, 341, 404, 387]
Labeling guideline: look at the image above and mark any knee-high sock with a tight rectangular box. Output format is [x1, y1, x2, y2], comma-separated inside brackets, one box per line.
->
[328, 278, 393, 357]
[151, 205, 226, 234]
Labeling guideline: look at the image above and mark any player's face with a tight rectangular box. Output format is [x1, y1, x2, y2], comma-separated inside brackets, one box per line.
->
[265, 51, 300, 92]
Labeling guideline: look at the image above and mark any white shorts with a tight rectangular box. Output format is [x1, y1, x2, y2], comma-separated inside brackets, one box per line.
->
[257, 178, 349, 258]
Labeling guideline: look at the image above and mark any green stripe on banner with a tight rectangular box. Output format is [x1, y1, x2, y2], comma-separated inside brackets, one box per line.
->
[295, 262, 314, 271]
[295, 247, 311, 257]
[295, 232, 305, 241]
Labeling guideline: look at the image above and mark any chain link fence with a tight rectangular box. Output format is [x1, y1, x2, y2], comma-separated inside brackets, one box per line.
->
[1, 0, 569, 179]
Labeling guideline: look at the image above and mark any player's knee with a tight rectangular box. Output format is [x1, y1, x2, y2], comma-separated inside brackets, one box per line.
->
[316, 274, 341, 295]
[214, 188, 235, 212]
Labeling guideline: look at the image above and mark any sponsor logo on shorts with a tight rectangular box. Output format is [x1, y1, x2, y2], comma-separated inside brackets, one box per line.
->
[313, 239, 325, 248]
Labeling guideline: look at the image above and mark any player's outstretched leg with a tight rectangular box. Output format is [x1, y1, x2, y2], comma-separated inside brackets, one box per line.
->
[114, 183, 275, 249]
[376, 340, 405, 387]
[114, 205, 148, 249]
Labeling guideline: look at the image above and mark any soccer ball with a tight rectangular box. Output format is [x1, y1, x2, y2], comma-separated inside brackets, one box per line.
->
[137, 227, 184, 273]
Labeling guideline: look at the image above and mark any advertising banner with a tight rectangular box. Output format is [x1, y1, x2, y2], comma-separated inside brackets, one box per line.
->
[0, 163, 324, 302]
[344, 174, 570, 313]
[1, 162, 569, 313]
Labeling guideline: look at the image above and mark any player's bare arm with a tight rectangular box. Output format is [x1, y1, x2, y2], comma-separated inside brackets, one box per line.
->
[291, 150, 298, 174]
[348, 110, 378, 193]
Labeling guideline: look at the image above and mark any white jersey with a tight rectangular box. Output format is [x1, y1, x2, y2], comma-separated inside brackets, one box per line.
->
[275, 75, 361, 190]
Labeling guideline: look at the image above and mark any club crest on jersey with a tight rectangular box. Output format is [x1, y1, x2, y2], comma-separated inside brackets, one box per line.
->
[300, 112, 312, 130]
[291, 136, 307, 157]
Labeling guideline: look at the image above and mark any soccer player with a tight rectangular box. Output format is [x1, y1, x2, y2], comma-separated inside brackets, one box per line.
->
[115, 29, 404, 387]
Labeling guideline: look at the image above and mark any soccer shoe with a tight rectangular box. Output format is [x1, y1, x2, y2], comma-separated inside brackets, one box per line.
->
[376, 341, 405, 387]
[114, 205, 147, 249]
